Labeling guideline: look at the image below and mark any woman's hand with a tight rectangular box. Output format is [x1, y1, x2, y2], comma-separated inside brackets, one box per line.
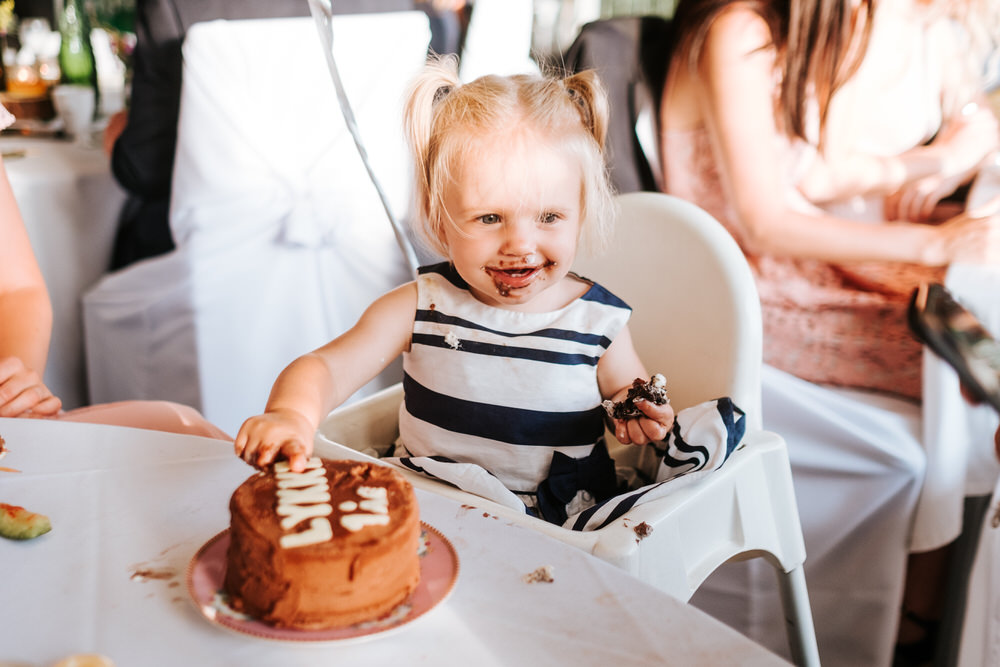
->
[887, 103, 1000, 222]
[884, 170, 971, 222]
[233, 408, 315, 472]
[0, 356, 61, 417]
[929, 199, 1000, 265]
[611, 392, 675, 446]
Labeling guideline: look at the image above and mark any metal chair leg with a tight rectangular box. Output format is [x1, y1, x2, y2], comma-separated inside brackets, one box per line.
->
[777, 565, 821, 667]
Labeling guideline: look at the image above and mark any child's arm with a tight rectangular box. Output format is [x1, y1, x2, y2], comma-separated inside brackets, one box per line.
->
[596, 324, 675, 446]
[234, 282, 418, 471]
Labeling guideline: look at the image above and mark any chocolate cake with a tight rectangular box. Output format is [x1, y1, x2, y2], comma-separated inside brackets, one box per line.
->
[223, 458, 421, 629]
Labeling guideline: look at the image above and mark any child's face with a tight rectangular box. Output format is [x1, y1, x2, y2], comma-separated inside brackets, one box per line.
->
[440, 133, 584, 311]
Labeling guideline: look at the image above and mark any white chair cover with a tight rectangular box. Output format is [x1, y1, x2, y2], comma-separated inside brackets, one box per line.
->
[83, 14, 430, 435]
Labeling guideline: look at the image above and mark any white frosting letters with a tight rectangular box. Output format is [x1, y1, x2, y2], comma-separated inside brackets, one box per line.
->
[279, 517, 333, 549]
[339, 485, 391, 532]
[273, 457, 333, 549]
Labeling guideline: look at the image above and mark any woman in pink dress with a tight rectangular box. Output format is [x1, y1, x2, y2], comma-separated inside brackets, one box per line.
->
[658, 0, 1000, 664]
[0, 102, 227, 439]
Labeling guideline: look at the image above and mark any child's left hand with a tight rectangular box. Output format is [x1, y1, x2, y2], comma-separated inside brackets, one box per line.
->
[611, 394, 675, 446]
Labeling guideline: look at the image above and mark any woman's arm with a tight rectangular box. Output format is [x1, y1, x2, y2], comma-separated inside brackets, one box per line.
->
[694, 8, 1000, 266]
[0, 159, 61, 417]
[234, 282, 417, 470]
[0, 160, 52, 374]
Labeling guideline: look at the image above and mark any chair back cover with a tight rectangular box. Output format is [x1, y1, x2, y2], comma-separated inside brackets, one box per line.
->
[84, 14, 430, 434]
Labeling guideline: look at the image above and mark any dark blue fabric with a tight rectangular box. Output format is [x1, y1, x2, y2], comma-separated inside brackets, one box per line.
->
[411, 333, 603, 366]
[536, 438, 618, 525]
[571, 482, 655, 531]
[716, 397, 746, 457]
[403, 374, 606, 447]
[414, 309, 615, 348]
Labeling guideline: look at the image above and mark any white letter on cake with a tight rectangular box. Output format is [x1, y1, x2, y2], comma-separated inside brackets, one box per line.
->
[279, 517, 333, 548]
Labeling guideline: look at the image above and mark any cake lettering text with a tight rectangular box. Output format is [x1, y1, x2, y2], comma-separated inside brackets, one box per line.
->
[273, 458, 334, 549]
[340, 485, 391, 532]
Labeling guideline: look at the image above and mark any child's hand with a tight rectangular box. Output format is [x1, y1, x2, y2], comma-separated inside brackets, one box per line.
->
[234, 408, 315, 471]
[611, 394, 675, 446]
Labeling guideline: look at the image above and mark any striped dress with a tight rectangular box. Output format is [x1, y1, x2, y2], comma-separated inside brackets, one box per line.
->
[397, 262, 632, 517]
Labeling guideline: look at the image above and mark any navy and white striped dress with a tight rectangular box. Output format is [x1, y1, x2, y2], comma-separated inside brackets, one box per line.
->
[397, 262, 631, 515]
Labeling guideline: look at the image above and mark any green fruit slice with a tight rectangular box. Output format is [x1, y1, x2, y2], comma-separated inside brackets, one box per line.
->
[0, 502, 52, 540]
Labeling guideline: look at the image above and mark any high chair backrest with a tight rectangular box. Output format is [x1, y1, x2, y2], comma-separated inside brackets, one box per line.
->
[573, 191, 764, 428]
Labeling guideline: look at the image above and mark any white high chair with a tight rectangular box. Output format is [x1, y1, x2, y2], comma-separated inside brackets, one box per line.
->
[314, 192, 820, 666]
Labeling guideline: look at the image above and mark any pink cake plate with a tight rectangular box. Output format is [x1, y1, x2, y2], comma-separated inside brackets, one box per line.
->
[187, 523, 458, 643]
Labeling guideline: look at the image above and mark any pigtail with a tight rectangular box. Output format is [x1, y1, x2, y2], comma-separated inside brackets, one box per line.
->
[562, 70, 610, 151]
[403, 55, 462, 256]
[560, 69, 615, 257]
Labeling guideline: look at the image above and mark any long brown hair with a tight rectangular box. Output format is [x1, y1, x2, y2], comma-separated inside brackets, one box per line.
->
[672, 0, 875, 144]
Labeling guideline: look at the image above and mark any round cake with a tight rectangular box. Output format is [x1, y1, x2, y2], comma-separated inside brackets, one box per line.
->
[223, 457, 421, 629]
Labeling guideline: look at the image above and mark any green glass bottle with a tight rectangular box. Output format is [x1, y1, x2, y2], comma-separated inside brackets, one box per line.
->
[58, 0, 99, 105]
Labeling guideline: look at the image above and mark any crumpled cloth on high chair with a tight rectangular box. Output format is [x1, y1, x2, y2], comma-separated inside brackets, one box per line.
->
[386, 398, 745, 531]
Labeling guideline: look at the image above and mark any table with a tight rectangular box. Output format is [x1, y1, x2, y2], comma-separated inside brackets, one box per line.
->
[0, 135, 125, 411]
[0, 417, 786, 666]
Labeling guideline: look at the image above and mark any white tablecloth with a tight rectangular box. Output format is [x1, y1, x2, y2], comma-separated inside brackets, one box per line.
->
[0, 136, 124, 410]
[0, 417, 786, 666]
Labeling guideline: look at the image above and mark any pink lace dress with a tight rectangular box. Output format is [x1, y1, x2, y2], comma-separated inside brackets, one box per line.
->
[661, 126, 943, 401]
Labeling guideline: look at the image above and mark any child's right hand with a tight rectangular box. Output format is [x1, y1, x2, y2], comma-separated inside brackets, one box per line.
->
[234, 408, 315, 472]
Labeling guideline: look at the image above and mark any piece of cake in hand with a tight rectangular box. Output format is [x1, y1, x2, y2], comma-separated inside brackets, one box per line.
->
[223, 458, 421, 629]
[602, 373, 669, 420]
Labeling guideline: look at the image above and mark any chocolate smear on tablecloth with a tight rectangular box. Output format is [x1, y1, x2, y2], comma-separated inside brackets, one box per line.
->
[129, 567, 176, 582]
[522, 565, 555, 584]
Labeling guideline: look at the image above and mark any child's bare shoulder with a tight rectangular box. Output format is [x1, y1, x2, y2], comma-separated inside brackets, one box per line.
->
[362, 281, 418, 321]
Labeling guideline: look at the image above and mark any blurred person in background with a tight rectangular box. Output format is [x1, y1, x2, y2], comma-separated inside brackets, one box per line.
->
[658, 0, 1000, 664]
[2, 101, 227, 438]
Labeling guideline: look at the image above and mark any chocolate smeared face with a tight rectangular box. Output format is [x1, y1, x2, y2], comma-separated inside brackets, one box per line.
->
[485, 258, 558, 298]
[440, 128, 584, 312]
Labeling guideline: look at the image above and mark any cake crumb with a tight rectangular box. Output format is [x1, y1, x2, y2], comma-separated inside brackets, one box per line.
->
[0, 433, 6, 460]
[634, 521, 653, 540]
[444, 331, 461, 349]
[603, 374, 669, 420]
[522, 565, 555, 584]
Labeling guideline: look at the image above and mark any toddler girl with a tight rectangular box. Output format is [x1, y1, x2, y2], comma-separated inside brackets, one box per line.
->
[235, 57, 676, 523]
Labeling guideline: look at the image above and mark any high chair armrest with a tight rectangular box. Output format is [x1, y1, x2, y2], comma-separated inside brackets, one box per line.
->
[319, 382, 404, 455]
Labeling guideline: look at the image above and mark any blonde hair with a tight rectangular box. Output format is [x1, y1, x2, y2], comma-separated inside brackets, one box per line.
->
[403, 56, 616, 259]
